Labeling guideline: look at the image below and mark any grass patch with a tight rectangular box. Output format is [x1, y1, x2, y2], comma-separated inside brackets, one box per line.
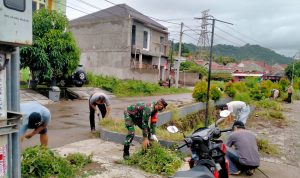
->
[256, 138, 279, 155]
[252, 99, 282, 111]
[100, 118, 183, 142]
[254, 109, 285, 121]
[123, 142, 183, 176]
[21, 146, 92, 178]
[86, 73, 191, 97]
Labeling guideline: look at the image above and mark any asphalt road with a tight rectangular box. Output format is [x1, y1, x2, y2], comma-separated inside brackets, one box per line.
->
[21, 93, 194, 149]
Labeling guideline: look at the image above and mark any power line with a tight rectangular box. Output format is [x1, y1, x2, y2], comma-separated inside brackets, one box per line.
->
[214, 33, 242, 46]
[215, 25, 249, 44]
[221, 23, 268, 46]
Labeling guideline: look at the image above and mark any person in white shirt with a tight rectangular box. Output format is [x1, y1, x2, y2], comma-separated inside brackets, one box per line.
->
[89, 92, 111, 131]
[218, 101, 250, 124]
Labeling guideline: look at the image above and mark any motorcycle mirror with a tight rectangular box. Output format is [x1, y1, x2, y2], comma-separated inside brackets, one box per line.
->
[167, 126, 179, 133]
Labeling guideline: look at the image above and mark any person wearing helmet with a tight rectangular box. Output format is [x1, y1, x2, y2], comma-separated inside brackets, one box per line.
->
[226, 121, 260, 175]
[89, 92, 111, 132]
[20, 101, 51, 147]
[123, 98, 168, 159]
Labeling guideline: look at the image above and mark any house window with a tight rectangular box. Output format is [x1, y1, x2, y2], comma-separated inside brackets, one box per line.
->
[32, 1, 37, 11]
[143, 28, 150, 50]
[131, 25, 136, 46]
[4, 0, 26, 12]
[160, 36, 165, 53]
[32, 0, 47, 12]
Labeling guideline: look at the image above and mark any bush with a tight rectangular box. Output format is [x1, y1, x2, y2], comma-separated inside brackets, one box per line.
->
[124, 142, 182, 176]
[21, 146, 92, 178]
[232, 81, 247, 92]
[245, 77, 259, 88]
[233, 92, 252, 103]
[211, 72, 232, 82]
[279, 78, 289, 92]
[224, 82, 236, 97]
[192, 80, 208, 102]
[87, 73, 191, 97]
[253, 99, 281, 110]
[210, 84, 221, 101]
[250, 86, 264, 100]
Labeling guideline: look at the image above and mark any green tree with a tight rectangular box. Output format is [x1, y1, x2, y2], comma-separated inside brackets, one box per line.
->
[20, 9, 80, 86]
[285, 61, 300, 80]
[180, 61, 207, 77]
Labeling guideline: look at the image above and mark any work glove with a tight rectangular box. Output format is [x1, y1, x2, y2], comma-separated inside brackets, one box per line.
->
[142, 137, 150, 150]
[150, 134, 158, 142]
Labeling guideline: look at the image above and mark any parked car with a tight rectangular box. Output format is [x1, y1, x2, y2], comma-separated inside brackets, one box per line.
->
[29, 65, 87, 88]
[58, 65, 87, 87]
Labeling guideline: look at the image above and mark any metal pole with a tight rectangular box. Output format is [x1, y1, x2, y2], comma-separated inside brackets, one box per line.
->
[205, 19, 215, 127]
[0, 50, 9, 177]
[11, 47, 21, 178]
[6, 51, 12, 177]
[291, 55, 295, 84]
[175, 22, 184, 88]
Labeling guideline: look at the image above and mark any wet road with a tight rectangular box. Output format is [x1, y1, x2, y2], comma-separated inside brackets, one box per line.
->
[22, 93, 194, 149]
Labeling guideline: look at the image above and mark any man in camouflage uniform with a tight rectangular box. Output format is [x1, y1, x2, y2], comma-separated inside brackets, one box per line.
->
[123, 98, 168, 159]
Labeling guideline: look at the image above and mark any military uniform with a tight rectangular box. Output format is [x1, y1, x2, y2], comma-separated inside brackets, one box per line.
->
[124, 102, 157, 146]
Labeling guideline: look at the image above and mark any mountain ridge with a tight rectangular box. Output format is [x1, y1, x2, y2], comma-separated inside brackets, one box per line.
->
[175, 43, 292, 64]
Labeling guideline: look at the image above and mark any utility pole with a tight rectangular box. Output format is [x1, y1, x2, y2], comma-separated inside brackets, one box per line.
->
[169, 40, 174, 88]
[195, 16, 233, 127]
[175, 22, 184, 88]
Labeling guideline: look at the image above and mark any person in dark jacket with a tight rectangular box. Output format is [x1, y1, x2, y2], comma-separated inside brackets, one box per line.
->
[226, 121, 260, 175]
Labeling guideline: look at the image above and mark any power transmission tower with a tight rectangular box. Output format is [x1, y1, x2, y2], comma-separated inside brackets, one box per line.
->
[197, 10, 210, 60]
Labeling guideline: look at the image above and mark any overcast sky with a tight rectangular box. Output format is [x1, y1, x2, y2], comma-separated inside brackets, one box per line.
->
[66, 0, 300, 58]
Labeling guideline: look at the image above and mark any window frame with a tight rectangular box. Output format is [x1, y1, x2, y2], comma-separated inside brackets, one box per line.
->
[4, 0, 26, 12]
[143, 28, 150, 50]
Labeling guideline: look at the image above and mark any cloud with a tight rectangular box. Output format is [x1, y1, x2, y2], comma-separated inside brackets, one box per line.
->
[66, 0, 300, 57]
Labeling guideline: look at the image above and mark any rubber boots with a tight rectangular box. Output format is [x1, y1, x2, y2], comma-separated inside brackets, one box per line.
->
[123, 145, 130, 160]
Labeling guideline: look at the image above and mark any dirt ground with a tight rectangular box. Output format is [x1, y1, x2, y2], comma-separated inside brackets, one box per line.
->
[247, 100, 300, 167]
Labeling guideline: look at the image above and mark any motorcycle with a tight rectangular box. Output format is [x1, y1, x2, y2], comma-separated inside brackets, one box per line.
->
[167, 125, 232, 178]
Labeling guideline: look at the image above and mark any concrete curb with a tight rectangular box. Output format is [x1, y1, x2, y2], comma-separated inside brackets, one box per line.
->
[99, 127, 190, 153]
[99, 98, 232, 153]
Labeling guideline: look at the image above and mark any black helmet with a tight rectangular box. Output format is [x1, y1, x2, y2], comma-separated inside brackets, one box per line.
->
[158, 98, 168, 108]
[28, 112, 42, 129]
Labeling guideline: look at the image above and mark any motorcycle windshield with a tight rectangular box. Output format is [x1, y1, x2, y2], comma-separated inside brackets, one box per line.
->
[192, 127, 211, 138]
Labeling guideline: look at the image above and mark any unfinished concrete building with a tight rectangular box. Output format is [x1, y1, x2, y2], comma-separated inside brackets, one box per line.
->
[70, 4, 169, 83]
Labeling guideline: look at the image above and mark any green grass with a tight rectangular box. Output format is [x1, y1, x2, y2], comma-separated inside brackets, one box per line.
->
[21, 146, 92, 178]
[257, 138, 279, 155]
[123, 142, 183, 176]
[86, 73, 191, 97]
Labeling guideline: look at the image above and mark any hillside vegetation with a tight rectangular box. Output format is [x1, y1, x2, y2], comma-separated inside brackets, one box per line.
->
[173, 42, 292, 64]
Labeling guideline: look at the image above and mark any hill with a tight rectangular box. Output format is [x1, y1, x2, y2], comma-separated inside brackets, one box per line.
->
[175, 43, 292, 64]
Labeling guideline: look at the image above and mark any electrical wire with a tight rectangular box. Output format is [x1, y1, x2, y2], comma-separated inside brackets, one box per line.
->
[215, 26, 249, 44]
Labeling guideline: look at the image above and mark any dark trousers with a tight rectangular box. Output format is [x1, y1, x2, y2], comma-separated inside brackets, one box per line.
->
[89, 102, 107, 131]
[287, 93, 292, 103]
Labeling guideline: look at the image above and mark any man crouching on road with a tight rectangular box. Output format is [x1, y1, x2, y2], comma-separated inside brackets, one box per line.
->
[123, 98, 168, 159]
[20, 101, 51, 147]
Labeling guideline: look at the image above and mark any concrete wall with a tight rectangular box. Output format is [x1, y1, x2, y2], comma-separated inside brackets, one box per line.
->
[179, 72, 200, 86]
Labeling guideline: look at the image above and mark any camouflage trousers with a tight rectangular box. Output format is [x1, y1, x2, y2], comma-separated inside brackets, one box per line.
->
[123, 111, 149, 146]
